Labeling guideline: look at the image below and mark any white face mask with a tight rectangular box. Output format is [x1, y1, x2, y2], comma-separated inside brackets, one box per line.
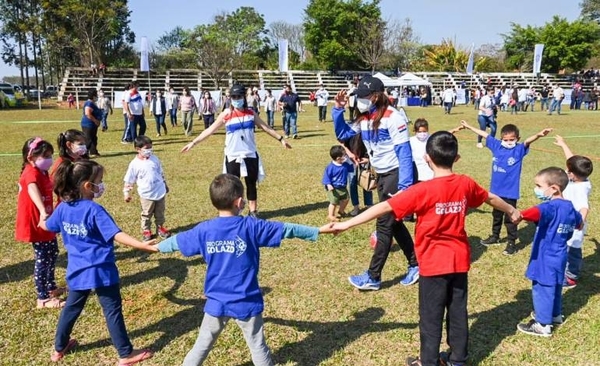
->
[231, 99, 244, 109]
[72, 144, 87, 156]
[416, 132, 429, 142]
[141, 148, 153, 158]
[356, 98, 372, 113]
[92, 182, 105, 199]
[501, 141, 517, 149]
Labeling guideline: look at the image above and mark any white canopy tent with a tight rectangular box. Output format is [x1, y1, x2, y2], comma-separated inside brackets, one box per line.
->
[373, 72, 402, 87]
[373, 72, 432, 88]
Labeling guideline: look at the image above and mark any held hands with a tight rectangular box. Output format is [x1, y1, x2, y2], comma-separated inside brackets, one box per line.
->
[142, 239, 159, 253]
[460, 120, 473, 130]
[334, 90, 348, 109]
[317, 222, 349, 235]
[510, 208, 523, 225]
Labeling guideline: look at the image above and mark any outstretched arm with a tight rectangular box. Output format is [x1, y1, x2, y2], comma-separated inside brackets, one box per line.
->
[181, 111, 226, 152]
[553, 135, 574, 159]
[114, 232, 158, 253]
[524, 128, 553, 147]
[461, 120, 489, 139]
[486, 193, 521, 223]
[331, 201, 393, 233]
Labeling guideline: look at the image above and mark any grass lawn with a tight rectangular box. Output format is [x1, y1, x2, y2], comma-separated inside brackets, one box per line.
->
[0, 102, 598, 365]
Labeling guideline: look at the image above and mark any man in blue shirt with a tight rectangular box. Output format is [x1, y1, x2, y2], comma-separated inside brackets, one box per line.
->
[278, 84, 302, 139]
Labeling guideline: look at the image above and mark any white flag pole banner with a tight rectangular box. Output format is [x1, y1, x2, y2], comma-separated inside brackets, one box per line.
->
[455, 88, 466, 105]
[278, 39, 289, 72]
[210, 91, 222, 110]
[562, 89, 572, 105]
[140, 36, 150, 72]
[466, 43, 475, 75]
[114, 91, 125, 109]
[533, 44, 544, 74]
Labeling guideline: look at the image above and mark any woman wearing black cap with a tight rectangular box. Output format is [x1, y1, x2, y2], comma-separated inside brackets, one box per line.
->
[181, 83, 291, 217]
[331, 75, 419, 291]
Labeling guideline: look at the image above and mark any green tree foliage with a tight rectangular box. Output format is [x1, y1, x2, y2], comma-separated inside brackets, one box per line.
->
[580, 0, 600, 21]
[304, 0, 381, 70]
[153, 27, 196, 69]
[503, 16, 600, 73]
[419, 39, 488, 72]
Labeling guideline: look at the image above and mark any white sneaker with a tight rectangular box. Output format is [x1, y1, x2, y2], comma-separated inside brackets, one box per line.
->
[476, 143, 483, 149]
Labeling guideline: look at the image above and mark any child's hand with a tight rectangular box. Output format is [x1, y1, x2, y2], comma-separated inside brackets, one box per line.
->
[537, 128, 553, 137]
[460, 120, 471, 129]
[318, 223, 337, 234]
[142, 239, 159, 252]
[554, 134, 567, 147]
[509, 209, 522, 225]
[327, 184, 334, 191]
[330, 222, 349, 234]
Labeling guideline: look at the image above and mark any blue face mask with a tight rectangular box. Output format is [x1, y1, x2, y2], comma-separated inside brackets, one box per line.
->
[231, 99, 244, 109]
[533, 187, 552, 201]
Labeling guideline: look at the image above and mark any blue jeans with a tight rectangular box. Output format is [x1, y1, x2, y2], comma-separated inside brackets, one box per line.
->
[444, 102, 452, 114]
[122, 115, 132, 142]
[154, 114, 167, 135]
[266, 110, 274, 128]
[283, 112, 298, 136]
[548, 98, 562, 115]
[348, 170, 373, 207]
[477, 115, 497, 143]
[55, 284, 133, 358]
[565, 246, 582, 280]
[127, 115, 146, 141]
[540, 98, 549, 111]
[169, 108, 178, 126]
[532, 280, 562, 326]
[101, 110, 109, 130]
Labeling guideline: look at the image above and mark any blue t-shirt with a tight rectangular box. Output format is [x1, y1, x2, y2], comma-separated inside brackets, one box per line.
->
[322, 161, 352, 189]
[526, 199, 582, 285]
[486, 138, 529, 199]
[81, 100, 102, 128]
[176, 216, 284, 319]
[45, 200, 121, 290]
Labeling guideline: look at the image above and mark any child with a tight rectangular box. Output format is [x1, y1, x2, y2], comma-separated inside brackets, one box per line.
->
[461, 121, 552, 255]
[40, 160, 156, 364]
[156, 173, 334, 366]
[15, 137, 65, 309]
[124, 136, 171, 241]
[51, 129, 88, 171]
[516, 167, 582, 337]
[554, 135, 593, 288]
[332, 132, 519, 366]
[322, 145, 353, 221]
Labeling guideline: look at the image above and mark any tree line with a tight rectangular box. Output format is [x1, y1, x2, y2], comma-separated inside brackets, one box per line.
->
[2, 0, 600, 91]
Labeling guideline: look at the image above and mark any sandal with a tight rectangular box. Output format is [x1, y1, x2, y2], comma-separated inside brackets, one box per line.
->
[37, 298, 66, 309]
[51, 338, 78, 362]
[49, 287, 68, 298]
[118, 349, 154, 366]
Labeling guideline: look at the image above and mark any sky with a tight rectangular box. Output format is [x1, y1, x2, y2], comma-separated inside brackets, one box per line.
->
[0, 0, 582, 79]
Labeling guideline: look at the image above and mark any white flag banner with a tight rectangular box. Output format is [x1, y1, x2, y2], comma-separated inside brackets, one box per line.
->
[466, 43, 475, 75]
[140, 36, 150, 72]
[533, 44, 544, 74]
[455, 88, 466, 105]
[278, 39, 289, 72]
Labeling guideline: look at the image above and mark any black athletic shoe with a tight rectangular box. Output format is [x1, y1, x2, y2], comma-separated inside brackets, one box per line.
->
[480, 235, 500, 246]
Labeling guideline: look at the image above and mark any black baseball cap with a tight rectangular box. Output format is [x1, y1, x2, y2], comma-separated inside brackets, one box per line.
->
[350, 75, 384, 97]
[230, 83, 246, 97]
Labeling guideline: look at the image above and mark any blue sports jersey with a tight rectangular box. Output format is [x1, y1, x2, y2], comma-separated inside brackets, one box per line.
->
[322, 161, 353, 189]
[45, 200, 121, 290]
[526, 199, 582, 285]
[176, 216, 284, 319]
[486, 138, 529, 199]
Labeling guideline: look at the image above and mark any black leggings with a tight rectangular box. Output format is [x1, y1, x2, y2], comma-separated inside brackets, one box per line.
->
[225, 156, 259, 200]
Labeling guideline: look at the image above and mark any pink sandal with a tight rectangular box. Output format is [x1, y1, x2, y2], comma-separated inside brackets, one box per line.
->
[49, 287, 68, 298]
[51, 338, 78, 362]
[37, 298, 65, 309]
[118, 349, 154, 366]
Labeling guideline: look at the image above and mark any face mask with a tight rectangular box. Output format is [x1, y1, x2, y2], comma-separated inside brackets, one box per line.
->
[416, 132, 429, 142]
[533, 187, 552, 201]
[35, 157, 53, 171]
[92, 182, 105, 199]
[157, 93, 162, 98]
[356, 98, 372, 113]
[231, 99, 244, 109]
[141, 148, 153, 158]
[501, 141, 517, 149]
[72, 144, 87, 156]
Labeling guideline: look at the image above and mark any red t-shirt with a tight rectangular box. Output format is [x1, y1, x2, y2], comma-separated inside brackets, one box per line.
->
[15, 165, 56, 243]
[388, 174, 489, 276]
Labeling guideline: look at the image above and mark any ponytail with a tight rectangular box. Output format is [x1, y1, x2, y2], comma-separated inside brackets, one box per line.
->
[57, 129, 87, 159]
[53, 160, 103, 202]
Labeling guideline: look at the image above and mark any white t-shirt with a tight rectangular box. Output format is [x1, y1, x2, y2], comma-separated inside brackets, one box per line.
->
[478, 95, 494, 116]
[125, 91, 144, 115]
[391, 90, 399, 99]
[264, 96, 276, 112]
[409, 135, 433, 181]
[563, 180, 591, 248]
[443, 89, 454, 103]
[315, 89, 329, 107]
[123, 155, 167, 201]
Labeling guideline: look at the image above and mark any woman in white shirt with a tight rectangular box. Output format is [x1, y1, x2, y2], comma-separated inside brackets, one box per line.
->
[263, 89, 277, 128]
[476, 87, 497, 148]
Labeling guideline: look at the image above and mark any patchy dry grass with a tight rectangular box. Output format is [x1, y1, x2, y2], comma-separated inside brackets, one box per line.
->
[0, 103, 599, 365]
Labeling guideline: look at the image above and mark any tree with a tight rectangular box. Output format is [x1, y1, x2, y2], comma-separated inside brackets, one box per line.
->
[385, 18, 421, 72]
[351, 18, 388, 72]
[153, 27, 196, 69]
[421, 39, 470, 72]
[303, 0, 381, 70]
[581, 0, 600, 21]
[502, 16, 600, 73]
[187, 7, 268, 88]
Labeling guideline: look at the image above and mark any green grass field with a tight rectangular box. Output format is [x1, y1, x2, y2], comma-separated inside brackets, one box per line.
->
[0, 103, 598, 365]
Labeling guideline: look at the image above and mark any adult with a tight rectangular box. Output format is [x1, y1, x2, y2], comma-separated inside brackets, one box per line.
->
[179, 86, 197, 136]
[332, 75, 419, 291]
[263, 89, 277, 128]
[315, 84, 329, 122]
[121, 84, 133, 144]
[247, 87, 261, 115]
[548, 85, 564, 115]
[123, 82, 146, 141]
[442, 85, 455, 114]
[97, 90, 113, 132]
[166, 87, 179, 127]
[81, 88, 102, 158]
[540, 86, 550, 111]
[199, 91, 216, 130]
[476, 88, 497, 149]
[222, 90, 232, 111]
[390, 87, 399, 108]
[181, 84, 292, 217]
[150, 89, 168, 137]
[278, 84, 302, 139]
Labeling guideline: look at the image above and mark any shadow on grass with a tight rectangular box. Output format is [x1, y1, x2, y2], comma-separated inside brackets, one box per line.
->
[248, 307, 417, 366]
[0, 252, 67, 285]
[517, 221, 537, 252]
[260, 201, 329, 219]
[468, 241, 600, 365]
